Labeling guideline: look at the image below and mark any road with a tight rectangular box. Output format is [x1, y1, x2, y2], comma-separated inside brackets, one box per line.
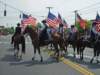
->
[0, 35, 100, 75]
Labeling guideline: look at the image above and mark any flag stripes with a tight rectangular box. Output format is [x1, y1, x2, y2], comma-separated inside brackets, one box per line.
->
[46, 12, 59, 28]
[21, 16, 37, 27]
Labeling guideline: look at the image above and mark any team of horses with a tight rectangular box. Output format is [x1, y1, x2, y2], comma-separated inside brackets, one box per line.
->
[12, 25, 100, 63]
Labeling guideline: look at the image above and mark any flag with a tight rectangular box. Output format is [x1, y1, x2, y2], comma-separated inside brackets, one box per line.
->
[76, 13, 82, 22]
[58, 13, 63, 24]
[22, 13, 29, 19]
[95, 13, 100, 32]
[46, 12, 59, 28]
[21, 15, 37, 29]
[96, 12, 100, 21]
[76, 13, 87, 29]
[62, 19, 68, 29]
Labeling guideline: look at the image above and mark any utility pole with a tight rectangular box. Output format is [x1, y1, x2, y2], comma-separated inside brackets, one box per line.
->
[46, 6, 53, 12]
[74, 10, 78, 26]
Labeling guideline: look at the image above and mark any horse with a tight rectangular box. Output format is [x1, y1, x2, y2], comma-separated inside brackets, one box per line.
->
[23, 26, 65, 62]
[11, 34, 25, 59]
[51, 32, 66, 57]
[90, 35, 100, 63]
[72, 28, 94, 61]
[64, 30, 79, 58]
[76, 29, 100, 63]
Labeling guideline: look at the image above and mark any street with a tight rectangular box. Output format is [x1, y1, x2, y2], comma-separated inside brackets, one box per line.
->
[0, 35, 100, 75]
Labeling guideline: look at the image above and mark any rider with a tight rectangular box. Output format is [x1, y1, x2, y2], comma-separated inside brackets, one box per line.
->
[69, 25, 78, 41]
[39, 20, 49, 41]
[59, 23, 64, 38]
[11, 23, 21, 44]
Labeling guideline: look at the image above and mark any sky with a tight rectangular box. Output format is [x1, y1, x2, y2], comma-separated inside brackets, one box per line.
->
[0, 0, 100, 27]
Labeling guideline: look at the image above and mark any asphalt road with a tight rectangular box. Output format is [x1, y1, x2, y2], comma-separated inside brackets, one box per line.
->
[0, 35, 100, 75]
[0, 35, 82, 75]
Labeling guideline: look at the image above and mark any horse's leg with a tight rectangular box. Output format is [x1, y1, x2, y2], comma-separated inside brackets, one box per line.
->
[65, 41, 68, 56]
[50, 43, 53, 50]
[20, 41, 25, 59]
[77, 45, 80, 55]
[58, 43, 63, 57]
[37, 46, 43, 62]
[60, 44, 66, 57]
[80, 47, 85, 61]
[96, 51, 100, 64]
[21, 37, 25, 58]
[80, 49, 83, 61]
[90, 48, 96, 63]
[90, 56, 95, 63]
[22, 37, 25, 54]
[11, 35, 14, 44]
[32, 45, 36, 61]
[14, 43, 19, 58]
[14, 43, 16, 56]
[16, 44, 19, 58]
[53, 43, 59, 61]
[72, 44, 76, 58]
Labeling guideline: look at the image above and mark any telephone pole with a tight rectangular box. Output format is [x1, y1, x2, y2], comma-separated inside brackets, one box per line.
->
[46, 6, 53, 12]
[74, 10, 78, 26]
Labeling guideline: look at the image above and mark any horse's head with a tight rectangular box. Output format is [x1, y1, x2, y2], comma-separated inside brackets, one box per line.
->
[23, 26, 31, 35]
[23, 26, 36, 35]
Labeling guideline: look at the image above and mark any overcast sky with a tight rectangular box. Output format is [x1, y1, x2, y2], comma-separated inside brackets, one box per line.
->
[0, 0, 100, 27]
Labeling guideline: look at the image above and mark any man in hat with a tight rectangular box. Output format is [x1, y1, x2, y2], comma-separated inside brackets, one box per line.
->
[39, 20, 49, 42]
[68, 25, 78, 42]
[11, 23, 22, 44]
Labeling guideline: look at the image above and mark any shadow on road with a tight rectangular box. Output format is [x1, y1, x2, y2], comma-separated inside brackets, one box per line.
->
[64, 55, 100, 69]
[9, 57, 59, 67]
[0, 53, 59, 67]
[0, 54, 21, 62]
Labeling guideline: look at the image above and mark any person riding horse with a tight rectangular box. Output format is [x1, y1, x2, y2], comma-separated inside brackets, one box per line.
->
[39, 20, 49, 44]
[59, 23, 64, 38]
[11, 23, 25, 59]
[68, 25, 78, 43]
[11, 23, 21, 44]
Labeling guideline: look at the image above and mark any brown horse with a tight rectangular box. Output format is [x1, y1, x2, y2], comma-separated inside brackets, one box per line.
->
[63, 29, 86, 60]
[12, 34, 25, 59]
[77, 31, 100, 63]
[51, 32, 66, 57]
[23, 26, 66, 62]
[64, 30, 79, 57]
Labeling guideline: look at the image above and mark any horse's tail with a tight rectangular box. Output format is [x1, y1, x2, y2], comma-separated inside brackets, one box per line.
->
[22, 36, 25, 54]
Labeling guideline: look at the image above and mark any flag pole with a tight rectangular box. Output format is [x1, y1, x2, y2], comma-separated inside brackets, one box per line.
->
[74, 10, 77, 26]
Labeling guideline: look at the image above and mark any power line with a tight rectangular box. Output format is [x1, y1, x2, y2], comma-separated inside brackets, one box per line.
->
[0, 0, 29, 15]
[78, 1, 100, 11]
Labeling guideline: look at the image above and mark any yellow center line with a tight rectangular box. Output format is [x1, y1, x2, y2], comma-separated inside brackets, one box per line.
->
[46, 50, 95, 75]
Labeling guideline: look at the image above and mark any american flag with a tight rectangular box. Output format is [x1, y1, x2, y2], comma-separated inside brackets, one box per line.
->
[58, 13, 62, 24]
[62, 19, 68, 29]
[95, 13, 100, 32]
[96, 22, 100, 32]
[46, 12, 59, 28]
[22, 13, 29, 19]
[21, 15, 37, 27]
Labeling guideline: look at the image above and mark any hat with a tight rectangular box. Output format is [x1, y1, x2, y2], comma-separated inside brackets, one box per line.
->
[17, 23, 20, 26]
[71, 25, 74, 28]
[42, 20, 46, 24]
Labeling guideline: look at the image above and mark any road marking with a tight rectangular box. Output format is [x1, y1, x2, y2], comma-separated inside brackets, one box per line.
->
[46, 50, 95, 75]
[60, 57, 95, 75]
